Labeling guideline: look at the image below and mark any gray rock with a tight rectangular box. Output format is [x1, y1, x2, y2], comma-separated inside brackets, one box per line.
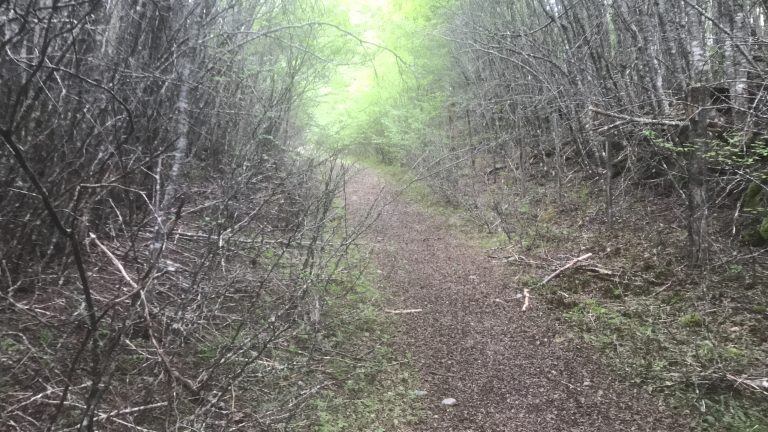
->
[441, 397, 458, 406]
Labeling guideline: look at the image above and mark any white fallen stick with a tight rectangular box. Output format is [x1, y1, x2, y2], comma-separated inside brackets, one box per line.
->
[521, 289, 530, 311]
[577, 265, 617, 276]
[727, 374, 768, 393]
[385, 308, 423, 314]
[89, 233, 139, 290]
[541, 253, 593, 285]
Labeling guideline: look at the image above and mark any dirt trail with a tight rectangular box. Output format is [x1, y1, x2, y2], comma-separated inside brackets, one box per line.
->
[345, 168, 686, 432]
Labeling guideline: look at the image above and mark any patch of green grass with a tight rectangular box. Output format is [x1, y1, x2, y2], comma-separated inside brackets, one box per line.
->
[699, 394, 768, 432]
[313, 348, 423, 432]
[313, 307, 424, 430]
[310, 237, 425, 431]
[196, 343, 218, 362]
[476, 232, 508, 249]
[679, 312, 704, 328]
[0, 336, 21, 353]
[563, 295, 768, 431]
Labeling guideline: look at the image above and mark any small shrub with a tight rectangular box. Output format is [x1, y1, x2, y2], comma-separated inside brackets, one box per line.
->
[680, 312, 704, 328]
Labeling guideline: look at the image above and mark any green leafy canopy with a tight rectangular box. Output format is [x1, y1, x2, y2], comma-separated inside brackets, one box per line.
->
[304, 0, 452, 160]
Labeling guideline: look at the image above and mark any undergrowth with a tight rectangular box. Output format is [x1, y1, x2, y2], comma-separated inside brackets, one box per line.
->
[309, 231, 426, 431]
[540, 183, 768, 431]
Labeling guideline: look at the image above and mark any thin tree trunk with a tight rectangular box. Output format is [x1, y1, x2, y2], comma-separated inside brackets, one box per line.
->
[152, 61, 190, 258]
[686, 0, 709, 81]
[686, 86, 711, 265]
[730, 1, 750, 123]
[605, 135, 613, 229]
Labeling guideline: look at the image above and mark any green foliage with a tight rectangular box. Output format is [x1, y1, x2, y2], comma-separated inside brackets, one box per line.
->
[308, 0, 452, 162]
[561, 293, 768, 431]
[312, 250, 425, 431]
[643, 129, 768, 246]
[0, 336, 20, 353]
[700, 396, 768, 432]
[679, 312, 704, 328]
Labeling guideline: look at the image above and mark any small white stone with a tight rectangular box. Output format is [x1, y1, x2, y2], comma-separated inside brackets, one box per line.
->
[441, 397, 458, 406]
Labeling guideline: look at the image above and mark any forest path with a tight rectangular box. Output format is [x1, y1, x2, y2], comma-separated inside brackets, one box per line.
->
[345, 168, 686, 432]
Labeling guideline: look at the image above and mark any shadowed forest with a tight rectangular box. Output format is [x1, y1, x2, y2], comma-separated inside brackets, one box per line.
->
[1, 0, 767, 431]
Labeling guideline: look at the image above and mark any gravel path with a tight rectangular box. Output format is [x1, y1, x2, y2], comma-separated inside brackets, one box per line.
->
[345, 168, 687, 432]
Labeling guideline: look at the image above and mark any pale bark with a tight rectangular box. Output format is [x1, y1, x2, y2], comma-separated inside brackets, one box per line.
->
[686, 0, 709, 81]
[686, 86, 712, 265]
[730, 1, 751, 120]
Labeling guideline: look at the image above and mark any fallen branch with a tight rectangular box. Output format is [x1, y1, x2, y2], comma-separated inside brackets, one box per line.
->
[541, 253, 593, 285]
[489, 252, 546, 266]
[89, 233, 139, 290]
[590, 107, 685, 128]
[727, 374, 768, 394]
[140, 291, 200, 396]
[384, 308, 423, 314]
[577, 265, 616, 276]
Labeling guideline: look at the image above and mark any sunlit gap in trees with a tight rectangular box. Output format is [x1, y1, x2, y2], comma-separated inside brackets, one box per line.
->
[311, 0, 391, 153]
[309, 0, 447, 160]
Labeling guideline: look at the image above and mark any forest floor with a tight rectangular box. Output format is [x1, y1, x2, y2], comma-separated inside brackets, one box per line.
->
[345, 168, 689, 431]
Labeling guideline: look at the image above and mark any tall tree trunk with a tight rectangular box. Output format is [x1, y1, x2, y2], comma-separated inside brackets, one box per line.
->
[730, 0, 751, 123]
[686, 0, 709, 82]
[151, 61, 190, 258]
[686, 86, 712, 265]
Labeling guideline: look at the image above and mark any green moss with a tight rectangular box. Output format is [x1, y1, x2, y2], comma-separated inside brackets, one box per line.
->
[759, 216, 768, 240]
[679, 312, 704, 328]
[741, 228, 768, 246]
[724, 346, 745, 359]
[739, 183, 768, 245]
[743, 182, 765, 211]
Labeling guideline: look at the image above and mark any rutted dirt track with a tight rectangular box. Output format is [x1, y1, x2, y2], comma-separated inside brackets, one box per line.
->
[346, 169, 686, 432]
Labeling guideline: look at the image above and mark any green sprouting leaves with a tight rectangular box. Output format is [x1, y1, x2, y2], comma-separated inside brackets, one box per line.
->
[643, 128, 768, 181]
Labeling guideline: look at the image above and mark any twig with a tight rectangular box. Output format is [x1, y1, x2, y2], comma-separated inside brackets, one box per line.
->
[140, 291, 199, 396]
[384, 308, 423, 314]
[590, 107, 685, 128]
[88, 233, 138, 290]
[521, 289, 530, 311]
[726, 374, 768, 395]
[92, 402, 168, 422]
[541, 253, 593, 284]
[651, 282, 673, 296]
[576, 265, 617, 276]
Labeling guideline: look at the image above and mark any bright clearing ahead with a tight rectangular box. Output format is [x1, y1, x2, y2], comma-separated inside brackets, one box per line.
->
[310, 0, 450, 161]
